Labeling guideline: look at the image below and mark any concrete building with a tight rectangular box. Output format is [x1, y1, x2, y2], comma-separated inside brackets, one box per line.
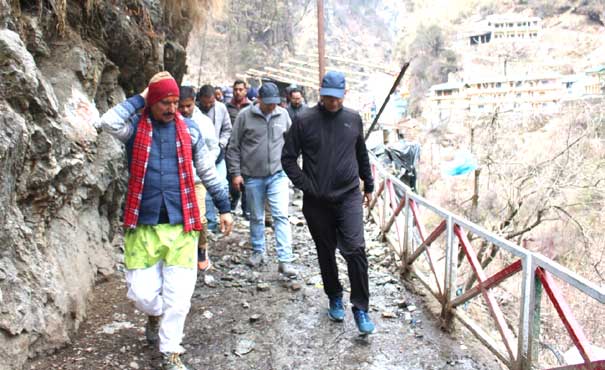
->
[424, 72, 565, 124]
[467, 14, 541, 46]
[424, 81, 466, 125]
[583, 65, 605, 96]
[424, 65, 605, 125]
[465, 73, 562, 115]
[559, 65, 605, 100]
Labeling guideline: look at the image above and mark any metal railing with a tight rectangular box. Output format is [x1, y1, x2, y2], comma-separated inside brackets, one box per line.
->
[367, 153, 605, 370]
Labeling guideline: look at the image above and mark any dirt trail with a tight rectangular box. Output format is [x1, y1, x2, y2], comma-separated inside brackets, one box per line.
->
[27, 201, 499, 370]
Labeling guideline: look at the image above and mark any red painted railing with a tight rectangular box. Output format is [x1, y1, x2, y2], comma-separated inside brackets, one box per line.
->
[367, 155, 605, 369]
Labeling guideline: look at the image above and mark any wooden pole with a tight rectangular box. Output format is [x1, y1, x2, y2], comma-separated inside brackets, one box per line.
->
[317, 0, 326, 84]
[196, 16, 209, 87]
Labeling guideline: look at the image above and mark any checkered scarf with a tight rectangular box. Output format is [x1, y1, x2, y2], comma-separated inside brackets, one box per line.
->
[123, 109, 202, 232]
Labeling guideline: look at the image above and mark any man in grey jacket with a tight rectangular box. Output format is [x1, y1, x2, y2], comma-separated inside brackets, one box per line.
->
[198, 84, 232, 232]
[286, 87, 307, 121]
[227, 82, 297, 277]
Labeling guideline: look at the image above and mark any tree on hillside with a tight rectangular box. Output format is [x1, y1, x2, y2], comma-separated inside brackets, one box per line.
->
[457, 101, 605, 289]
[404, 24, 459, 117]
[209, 0, 319, 77]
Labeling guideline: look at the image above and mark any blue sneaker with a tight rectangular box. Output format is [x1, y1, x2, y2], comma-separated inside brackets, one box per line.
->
[327, 297, 345, 322]
[353, 309, 375, 335]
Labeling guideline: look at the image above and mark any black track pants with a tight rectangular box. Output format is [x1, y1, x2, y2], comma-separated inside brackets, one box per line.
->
[302, 190, 370, 312]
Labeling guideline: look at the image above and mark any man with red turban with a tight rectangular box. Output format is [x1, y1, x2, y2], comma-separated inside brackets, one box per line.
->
[101, 71, 233, 370]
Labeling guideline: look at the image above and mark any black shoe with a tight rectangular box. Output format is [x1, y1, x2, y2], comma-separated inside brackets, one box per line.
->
[145, 315, 161, 345]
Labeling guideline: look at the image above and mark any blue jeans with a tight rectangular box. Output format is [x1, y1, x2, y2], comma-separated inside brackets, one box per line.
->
[245, 170, 293, 262]
[205, 159, 228, 232]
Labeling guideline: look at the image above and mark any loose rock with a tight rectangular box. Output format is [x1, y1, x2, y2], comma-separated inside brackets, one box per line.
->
[234, 339, 255, 356]
[382, 311, 397, 318]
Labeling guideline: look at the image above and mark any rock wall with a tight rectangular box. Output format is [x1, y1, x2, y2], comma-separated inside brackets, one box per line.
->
[0, 1, 196, 368]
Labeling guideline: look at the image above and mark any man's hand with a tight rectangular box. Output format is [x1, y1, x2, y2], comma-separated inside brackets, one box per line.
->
[140, 87, 148, 102]
[363, 192, 373, 208]
[232, 175, 244, 192]
[219, 212, 234, 236]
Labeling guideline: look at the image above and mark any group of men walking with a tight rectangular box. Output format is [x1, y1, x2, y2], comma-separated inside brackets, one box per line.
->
[100, 70, 375, 370]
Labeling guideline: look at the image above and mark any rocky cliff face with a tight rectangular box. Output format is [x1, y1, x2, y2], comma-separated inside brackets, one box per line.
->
[0, 1, 198, 368]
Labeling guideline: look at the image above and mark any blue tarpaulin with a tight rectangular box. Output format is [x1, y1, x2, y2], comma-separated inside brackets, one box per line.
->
[442, 151, 478, 176]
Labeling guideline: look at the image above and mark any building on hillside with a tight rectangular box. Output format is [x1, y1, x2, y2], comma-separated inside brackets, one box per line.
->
[560, 74, 585, 99]
[465, 73, 562, 115]
[466, 14, 541, 46]
[424, 72, 566, 125]
[424, 65, 604, 125]
[583, 65, 605, 96]
[423, 81, 467, 126]
[559, 66, 605, 100]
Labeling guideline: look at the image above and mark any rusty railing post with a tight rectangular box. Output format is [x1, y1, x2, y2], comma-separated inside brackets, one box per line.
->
[381, 179, 389, 242]
[401, 192, 411, 277]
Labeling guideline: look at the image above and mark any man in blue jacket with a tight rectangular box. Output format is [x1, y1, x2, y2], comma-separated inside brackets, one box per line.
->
[281, 71, 375, 335]
[101, 72, 233, 370]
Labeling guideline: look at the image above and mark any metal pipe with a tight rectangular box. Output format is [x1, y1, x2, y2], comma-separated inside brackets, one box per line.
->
[364, 61, 410, 141]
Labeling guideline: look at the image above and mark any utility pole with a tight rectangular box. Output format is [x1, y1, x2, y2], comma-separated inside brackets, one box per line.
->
[317, 0, 325, 84]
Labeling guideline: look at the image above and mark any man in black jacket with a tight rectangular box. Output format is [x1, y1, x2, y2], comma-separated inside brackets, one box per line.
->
[281, 71, 375, 335]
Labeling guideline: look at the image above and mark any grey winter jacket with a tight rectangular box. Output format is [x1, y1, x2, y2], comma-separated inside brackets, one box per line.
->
[201, 101, 232, 149]
[227, 104, 292, 178]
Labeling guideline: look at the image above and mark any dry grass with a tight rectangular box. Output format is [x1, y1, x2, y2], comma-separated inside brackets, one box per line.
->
[162, 0, 221, 29]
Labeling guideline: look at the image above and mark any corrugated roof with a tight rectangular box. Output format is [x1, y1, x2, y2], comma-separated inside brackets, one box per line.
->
[485, 14, 541, 23]
[585, 65, 605, 73]
[465, 72, 560, 84]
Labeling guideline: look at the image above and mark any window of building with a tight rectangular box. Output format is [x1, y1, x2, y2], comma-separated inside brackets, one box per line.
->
[496, 82, 502, 88]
